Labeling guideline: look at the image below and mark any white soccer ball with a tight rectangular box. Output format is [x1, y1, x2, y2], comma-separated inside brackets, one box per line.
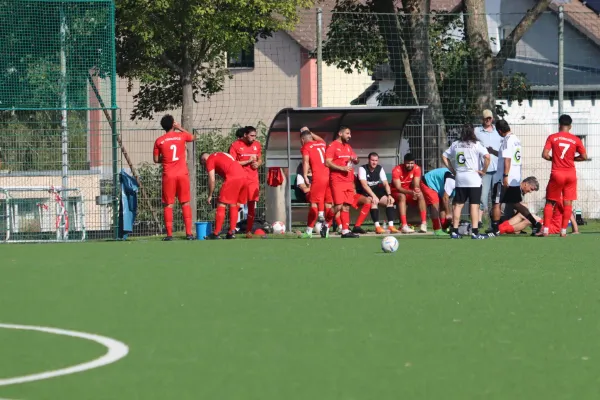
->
[381, 236, 399, 253]
[272, 221, 286, 234]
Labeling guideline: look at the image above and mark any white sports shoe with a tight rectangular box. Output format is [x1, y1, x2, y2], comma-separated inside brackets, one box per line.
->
[419, 223, 428, 233]
[401, 225, 415, 234]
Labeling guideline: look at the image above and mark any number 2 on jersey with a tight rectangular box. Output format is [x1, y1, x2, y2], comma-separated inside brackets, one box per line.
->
[170, 144, 180, 161]
[558, 143, 570, 159]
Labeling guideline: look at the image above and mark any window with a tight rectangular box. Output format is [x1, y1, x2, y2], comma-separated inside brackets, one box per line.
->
[227, 45, 255, 69]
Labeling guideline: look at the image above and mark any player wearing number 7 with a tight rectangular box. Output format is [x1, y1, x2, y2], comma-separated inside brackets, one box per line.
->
[153, 115, 195, 241]
[540, 114, 587, 237]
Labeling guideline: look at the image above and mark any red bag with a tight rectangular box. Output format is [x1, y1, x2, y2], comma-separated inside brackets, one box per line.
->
[267, 167, 284, 187]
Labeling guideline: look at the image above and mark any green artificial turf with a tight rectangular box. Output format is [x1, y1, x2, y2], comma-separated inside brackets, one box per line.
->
[1, 232, 600, 399]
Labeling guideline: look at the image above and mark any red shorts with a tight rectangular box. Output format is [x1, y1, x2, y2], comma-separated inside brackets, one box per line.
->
[219, 176, 247, 205]
[162, 174, 190, 205]
[309, 177, 330, 205]
[247, 180, 260, 202]
[331, 182, 355, 206]
[546, 171, 577, 201]
[420, 182, 440, 205]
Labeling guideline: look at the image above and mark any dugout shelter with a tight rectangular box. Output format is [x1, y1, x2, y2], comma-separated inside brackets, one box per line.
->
[264, 106, 428, 230]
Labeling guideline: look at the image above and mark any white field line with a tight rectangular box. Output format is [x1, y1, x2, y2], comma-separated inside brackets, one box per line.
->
[0, 323, 129, 387]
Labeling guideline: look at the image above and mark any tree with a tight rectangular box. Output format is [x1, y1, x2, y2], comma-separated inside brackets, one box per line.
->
[116, 0, 314, 127]
[463, 0, 552, 115]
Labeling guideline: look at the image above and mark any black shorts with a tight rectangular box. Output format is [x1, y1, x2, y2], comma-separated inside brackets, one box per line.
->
[357, 185, 387, 199]
[501, 186, 522, 204]
[492, 181, 504, 205]
[453, 186, 482, 205]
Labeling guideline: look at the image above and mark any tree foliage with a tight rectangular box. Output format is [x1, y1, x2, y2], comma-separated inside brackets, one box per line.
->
[116, 0, 315, 122]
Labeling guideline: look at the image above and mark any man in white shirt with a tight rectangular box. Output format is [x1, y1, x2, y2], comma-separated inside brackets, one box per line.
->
[442, 123, 491, 239]
[475, 109, 502, 224]
[489, 120, 541, 235]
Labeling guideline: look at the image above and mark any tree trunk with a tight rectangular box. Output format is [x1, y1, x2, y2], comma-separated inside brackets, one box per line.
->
[181, 56, 197, 223]
[463, 0, 495, 116]
[402, 0, 446, 168]
[372, 0, 418, 104]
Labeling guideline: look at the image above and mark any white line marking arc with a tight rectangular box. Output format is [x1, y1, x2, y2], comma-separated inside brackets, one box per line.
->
[0, 323, 129, 387]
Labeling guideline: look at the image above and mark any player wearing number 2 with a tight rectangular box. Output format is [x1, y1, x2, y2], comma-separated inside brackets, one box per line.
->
[229, 126, 262, 237]
[153, 115, 195, 241]
[540, 114, 587, 237]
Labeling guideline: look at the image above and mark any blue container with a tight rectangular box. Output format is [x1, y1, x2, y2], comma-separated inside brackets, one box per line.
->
[195, 221, 212, 240]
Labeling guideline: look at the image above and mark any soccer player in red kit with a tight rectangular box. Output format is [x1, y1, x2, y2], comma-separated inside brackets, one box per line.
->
[229, 126, 262, 236]
[299, 127, 334, 238]
[200, 152, 248, 239]
[540, 114, 587, 237]
[391, 153, 428, 233]
[153, 115, 194, 241]
[325, 126, 366, 238]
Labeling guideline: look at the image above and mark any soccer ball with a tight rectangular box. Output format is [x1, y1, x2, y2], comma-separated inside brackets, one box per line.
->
[272, 221, 286, 234]
[381, 236, 399, 253]
[315, 221, 322, 233]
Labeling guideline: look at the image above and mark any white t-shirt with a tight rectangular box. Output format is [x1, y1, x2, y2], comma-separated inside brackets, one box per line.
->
[358, 166, 388, 185]
[296, 174, 307, 186]
[499, 133, 522, 187]
[444, 177, 456, 196]
[443, 141, 489, 188]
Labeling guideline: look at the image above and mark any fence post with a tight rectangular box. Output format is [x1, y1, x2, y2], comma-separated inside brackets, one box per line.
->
[317, 8, 323, 107]
[558, 4, 565, 116]
[110, 2, 119, 240]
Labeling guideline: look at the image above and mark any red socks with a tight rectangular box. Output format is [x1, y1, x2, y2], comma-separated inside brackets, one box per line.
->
[543, 203, 554, 230]
[214, 205, 226, 234]
[182, 204, 192, 235]
[420, 210, 427, 225]
[164, 207, 173, 236]
[355, 203, 371, 227]
[442, 218, 451, 230]
[499, 221, 515, 234]
[247, 202, 256, 233]
[325, 207, 335, 226]
[340, 210, 350, 231]
[335, 213, 342, 227]
[432, 218, 441, 231]
[229, 206, 239, 234]
[401, 215, 407, 226]
[307, 207, 318, 228]
[562, 205, 573, 230]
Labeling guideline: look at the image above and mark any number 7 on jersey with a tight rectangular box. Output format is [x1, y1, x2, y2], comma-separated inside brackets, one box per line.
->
[558, 143, 570, 160]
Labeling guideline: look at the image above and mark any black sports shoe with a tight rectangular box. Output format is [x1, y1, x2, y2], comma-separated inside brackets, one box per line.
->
[531, 221, 543, 236]
[206, 233, 221, 240]
[226, 232, 236, 239]
[162, 236, 173, 241]
[352, 226, 367, 234]
[341, 232, 359, 238]
[186, 234, 195, 240]
[320, 223, 329, 238]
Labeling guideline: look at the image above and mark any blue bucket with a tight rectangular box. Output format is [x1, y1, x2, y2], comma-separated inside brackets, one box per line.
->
[195, 221, 212, 240]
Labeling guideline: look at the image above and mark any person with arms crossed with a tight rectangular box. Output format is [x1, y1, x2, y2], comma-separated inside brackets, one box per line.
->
[153, 115, 195, 241]
[325, 126, 362, 238]
[391, 153, 428, 233]
[299, 127, 334, 238]
[442, 123, 491, 239]
[539, 114, 587, 237]
[489, 120, 541, 235]
[475, 109, 503, 226]
[229, 126, 262, 237]
[421, 167, 456, 235]
[357, 152, 398, 234]
[200, 152, 248, 239]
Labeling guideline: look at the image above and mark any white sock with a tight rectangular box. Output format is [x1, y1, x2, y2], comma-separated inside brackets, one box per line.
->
[388, 221, 394, 227]
[306, 227, 313, 234]
[374, 221, 380, 227]
[561, 228, 567, 235]
[342, 229, 350, 234]
[543, 227, 549, 234]
[318, 211, 324, 218]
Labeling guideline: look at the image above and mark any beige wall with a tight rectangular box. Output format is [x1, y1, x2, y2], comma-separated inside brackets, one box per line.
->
[321, 65, 372, 107]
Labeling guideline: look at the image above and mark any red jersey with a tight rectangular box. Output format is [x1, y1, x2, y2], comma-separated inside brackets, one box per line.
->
[301, 139, 330, 179]
[205, 152, 244, 179]
[544, 132, 586, 171]
[229, 139, 262, 182]
[153, 131, 194, 176]
[392, 164, 422, 191]
[325, 140, 356, 184]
